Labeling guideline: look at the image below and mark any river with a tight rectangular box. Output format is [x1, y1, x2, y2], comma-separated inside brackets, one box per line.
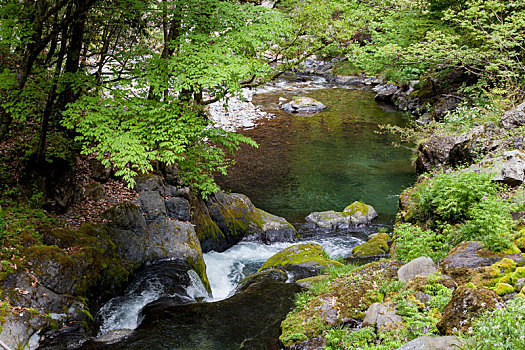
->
[83, 76, 415, 349]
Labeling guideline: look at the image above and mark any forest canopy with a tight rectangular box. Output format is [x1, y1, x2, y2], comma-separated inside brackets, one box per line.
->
[1, 0, 523, 196]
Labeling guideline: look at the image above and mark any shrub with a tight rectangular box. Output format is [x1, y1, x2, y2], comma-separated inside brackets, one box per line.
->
[392, 223, 451, 262]
[415, 170, 499, 223]
[410, 170, 517, 252]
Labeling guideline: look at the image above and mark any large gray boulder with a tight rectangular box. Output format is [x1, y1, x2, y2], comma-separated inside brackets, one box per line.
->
[415, 136, 457, 174]
[282, 97, 326, 114]
[470, 149, 525, 186]
[396, 336, 463, 350]
[362, 303, 403, 331]
[500, 101, 525, 130]
[415, 124, 502, 174]
[398, 256, 437, 282]
[102, 202, 203, 266]
[305, 202, 378, 229]
[373, 84, 398, 102]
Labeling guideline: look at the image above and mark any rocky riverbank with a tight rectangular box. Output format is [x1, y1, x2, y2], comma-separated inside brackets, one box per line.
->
[274, 69, 525, 349]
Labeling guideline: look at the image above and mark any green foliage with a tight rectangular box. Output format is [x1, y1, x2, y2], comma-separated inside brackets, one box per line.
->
[416, 170, 516, 251]
[324, 325, 377, 350]
[294, 291, 313, 310]
[324, 264, 360, 279]
[464, 298, 525, 350]
[395, 170, 517, 259]
[415, 170, 498, 222]
[393, 223, 451, 262]
[425, 273, 453, 312]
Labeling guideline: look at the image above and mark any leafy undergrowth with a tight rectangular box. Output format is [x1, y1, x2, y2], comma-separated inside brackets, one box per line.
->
[394, 169, 525, 263]
[463, 297, 525, 350]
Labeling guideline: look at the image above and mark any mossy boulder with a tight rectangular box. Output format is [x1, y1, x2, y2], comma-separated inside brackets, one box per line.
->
[193, 192, 298, 252]
[495, 283, 515, 296]
[258, 243, 342, 280]
[397, 187, 418, 223]
[0, 223, 135, 350]
[439, 241, 524, 286]
[279, 260, 402, 347]
[296, 275, 331, 289]
[343, 201, 378, 224]
[305, 201, 378, 230]
[352, 232, 389, 257]
[436, 286, 502, 335]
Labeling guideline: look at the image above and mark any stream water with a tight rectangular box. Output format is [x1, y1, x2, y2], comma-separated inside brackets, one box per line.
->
[85, 77, 415, 349]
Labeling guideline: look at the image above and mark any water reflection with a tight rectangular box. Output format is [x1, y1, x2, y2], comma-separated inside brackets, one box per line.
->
[216, 87, 415, 221]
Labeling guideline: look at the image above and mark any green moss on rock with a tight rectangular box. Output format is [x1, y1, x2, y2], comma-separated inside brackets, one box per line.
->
[352, 233, 390, 257]
[279, 260, 402, 347]
[344, 201, 370, 216]
[495, 283, 515, 296]
[258, 243, 341, 272]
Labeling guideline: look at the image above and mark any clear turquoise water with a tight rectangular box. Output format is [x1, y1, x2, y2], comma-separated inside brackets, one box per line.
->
[216, 87, 416, 222]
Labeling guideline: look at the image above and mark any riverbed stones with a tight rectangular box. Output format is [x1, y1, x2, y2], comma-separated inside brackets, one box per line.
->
[206, 93, 273, 132]
[306, 201, 378, 229]
[398, 257, 437, 282]
[396, 336, 463, 350]
[281, 97, 326, 114]
[258, 243, 342, 280]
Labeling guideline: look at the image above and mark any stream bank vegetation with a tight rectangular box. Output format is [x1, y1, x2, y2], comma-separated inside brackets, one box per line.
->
[278, 0, 525, 349]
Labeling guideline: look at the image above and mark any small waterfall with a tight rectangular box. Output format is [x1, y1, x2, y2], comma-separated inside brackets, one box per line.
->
[96, 261, 209, 336]
[203, 241, 294, 300]
[203, 233, 366, 301]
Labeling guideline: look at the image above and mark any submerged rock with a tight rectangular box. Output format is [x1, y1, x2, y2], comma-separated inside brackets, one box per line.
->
[93, 329, 134, 345]
[305, 201, 378, 229]
[281, 97, 326, 114]
[258, 243, 342, 280]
